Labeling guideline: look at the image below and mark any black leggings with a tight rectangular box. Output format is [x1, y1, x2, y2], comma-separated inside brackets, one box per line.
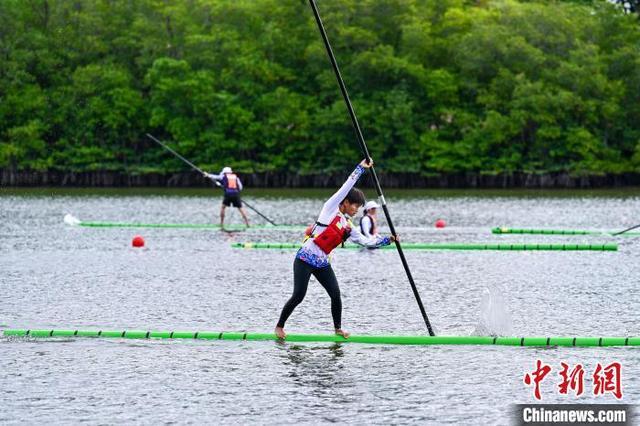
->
[276, 258, 342, 329]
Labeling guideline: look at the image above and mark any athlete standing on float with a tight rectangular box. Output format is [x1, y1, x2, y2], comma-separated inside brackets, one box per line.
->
[359, 200, 380, 238]
[275, 159, 396, 339]
[203, 167, 250, 229]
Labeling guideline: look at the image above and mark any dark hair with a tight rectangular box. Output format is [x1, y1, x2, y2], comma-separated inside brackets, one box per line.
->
[342, 188, 365, 206]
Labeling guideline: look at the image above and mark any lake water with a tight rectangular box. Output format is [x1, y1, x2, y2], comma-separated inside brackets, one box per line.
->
[2, 188, 639, 424]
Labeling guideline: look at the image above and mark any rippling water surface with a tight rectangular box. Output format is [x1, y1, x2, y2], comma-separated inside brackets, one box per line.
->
[2, 188, 640, 424]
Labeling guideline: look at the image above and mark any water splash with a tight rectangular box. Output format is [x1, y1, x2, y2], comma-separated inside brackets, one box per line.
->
[473, 284, 513, 336]
[64, 213, 80, 226]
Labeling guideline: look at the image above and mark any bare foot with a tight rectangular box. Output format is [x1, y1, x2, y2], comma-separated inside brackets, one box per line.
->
[335, 329, 350, 339]
[275, 326, 286, 339]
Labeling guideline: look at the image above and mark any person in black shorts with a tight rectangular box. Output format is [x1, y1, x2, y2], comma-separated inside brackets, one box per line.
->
[204, 166, 250, 229]
[223, 192, 242, 208]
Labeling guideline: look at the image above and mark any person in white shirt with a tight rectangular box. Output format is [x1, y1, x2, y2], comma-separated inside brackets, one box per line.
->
[359, 200, 380, 238]
[203, 167, 250, 229]
[275, 159, 397, 340]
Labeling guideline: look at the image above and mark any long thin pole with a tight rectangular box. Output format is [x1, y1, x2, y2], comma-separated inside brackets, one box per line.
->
[236, 198, 277, 226]
[146, 133, 278, 226]
[612, 223, 640, 236]
[307, 0, 435, 335]
[146, 133, 206, 175]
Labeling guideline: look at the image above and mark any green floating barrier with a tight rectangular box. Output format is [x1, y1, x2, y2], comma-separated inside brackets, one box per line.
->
[77, 222, 304, 231]
[231, 242, 617, 251]
[492, 227, 640, 237]
[4, 329, 639, 347]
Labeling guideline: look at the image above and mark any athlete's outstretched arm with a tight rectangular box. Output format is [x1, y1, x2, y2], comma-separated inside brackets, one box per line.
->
[203, 171, 224, 181]
[349, 225, 391, 248]
[317, 159, 372, 224]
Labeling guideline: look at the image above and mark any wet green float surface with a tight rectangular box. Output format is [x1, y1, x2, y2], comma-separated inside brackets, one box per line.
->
[6, 329, 640, 347]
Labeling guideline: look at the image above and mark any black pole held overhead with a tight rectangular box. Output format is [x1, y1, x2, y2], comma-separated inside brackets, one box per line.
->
[307, 0, 435, 335]
[146, 133, 278, 226]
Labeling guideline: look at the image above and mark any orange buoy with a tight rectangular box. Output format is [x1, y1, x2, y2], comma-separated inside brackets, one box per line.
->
[435, 219, 446, 229]
[132, 235, 145, 248]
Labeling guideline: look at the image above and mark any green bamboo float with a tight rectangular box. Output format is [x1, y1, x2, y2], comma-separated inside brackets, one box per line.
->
[492, 227, 640, 236]
[77, 222, 306, 231]
[64, 213, 304, 231]
[231, 242, 618, 251]
[80, 221, 234, 229]
[4, 329, 639, 347]
[66, 217, 303, 231]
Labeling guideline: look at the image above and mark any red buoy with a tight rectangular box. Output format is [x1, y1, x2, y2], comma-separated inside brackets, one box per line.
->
[132, 235, 145, 248]
[435, 219, 446, 229]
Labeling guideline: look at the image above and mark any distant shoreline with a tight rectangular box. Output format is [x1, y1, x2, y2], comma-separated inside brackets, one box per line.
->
[3, 169, 640, 189]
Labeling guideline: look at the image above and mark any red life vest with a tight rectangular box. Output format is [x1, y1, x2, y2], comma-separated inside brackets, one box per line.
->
[313, 215, 351, 254]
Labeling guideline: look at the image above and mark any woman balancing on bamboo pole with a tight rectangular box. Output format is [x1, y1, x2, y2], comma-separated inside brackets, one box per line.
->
[275, 159, 397, 339]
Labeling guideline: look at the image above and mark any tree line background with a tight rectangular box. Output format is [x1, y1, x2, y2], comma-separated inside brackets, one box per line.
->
[1, 0, 639, 186]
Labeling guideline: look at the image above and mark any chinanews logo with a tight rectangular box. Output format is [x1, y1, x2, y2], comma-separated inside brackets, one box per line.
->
[523, 359, 623, 400]
[515, 404, 632, 425]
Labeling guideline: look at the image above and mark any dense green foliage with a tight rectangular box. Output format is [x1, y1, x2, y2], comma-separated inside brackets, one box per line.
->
[1, 0, 639, 176]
